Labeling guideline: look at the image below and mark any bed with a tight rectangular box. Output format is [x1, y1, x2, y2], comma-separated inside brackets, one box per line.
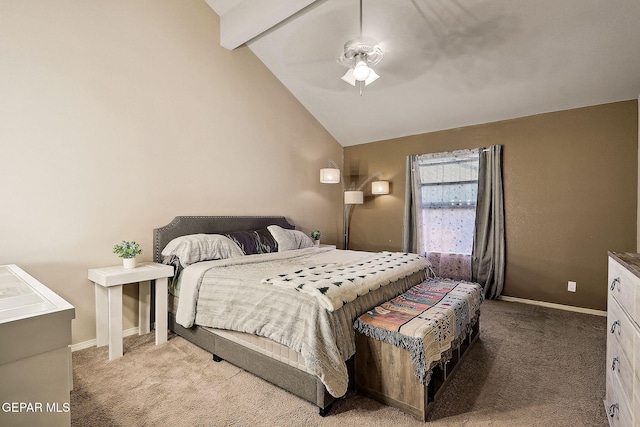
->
[153, 215, 430, 415]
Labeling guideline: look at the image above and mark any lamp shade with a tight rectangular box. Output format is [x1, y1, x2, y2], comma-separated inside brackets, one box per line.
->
[320, 168, 341, 184]
[371, 181, 389, 195]
[344, 190, 364, 205]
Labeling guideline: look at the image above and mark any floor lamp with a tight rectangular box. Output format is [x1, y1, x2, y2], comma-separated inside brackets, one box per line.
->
[320, 161, 389, 249]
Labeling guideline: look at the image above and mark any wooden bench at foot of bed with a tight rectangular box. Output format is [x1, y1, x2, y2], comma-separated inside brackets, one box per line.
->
[353, 278, 483, 421]
[355, 319, 479, 421]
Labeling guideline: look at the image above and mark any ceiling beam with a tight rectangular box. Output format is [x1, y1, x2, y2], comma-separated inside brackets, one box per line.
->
[207, 0, 319, 50]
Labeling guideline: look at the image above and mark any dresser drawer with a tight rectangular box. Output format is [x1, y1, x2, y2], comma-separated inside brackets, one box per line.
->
[607, 333, 634, 403]
[607, 294, 638, 364]
[605, 371, 634, 427]
[609, 257, 638, 321]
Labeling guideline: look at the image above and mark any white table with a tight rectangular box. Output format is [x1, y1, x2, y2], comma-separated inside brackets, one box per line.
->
[88, 262, 173, 360]
[319, 244, 337, 249]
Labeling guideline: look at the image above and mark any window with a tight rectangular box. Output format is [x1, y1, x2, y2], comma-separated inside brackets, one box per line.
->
[413, 149, 479, 279]
[416, 151, 479, 255]
[419, 157, 478, 209]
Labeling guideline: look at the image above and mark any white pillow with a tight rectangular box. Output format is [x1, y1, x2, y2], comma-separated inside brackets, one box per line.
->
[161, 234, 244, 267]
[267, 225, 314, 252]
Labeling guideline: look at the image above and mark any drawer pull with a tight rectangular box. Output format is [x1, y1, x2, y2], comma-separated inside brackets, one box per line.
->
[608, 403, 619, 418]
[611, 356, 620, 372]
[610, 320, 620, 334]
[610, 277, 620, 291]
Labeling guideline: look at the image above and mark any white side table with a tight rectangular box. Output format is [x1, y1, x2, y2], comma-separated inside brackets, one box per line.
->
[319, 244, 337, 249]
[88, 262, 173, 360]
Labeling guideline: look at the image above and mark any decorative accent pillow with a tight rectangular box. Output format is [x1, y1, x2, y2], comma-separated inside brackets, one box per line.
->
[161, 234, 244, 268]
[267, 225, 314, 252]
[224, 229, 278, 255]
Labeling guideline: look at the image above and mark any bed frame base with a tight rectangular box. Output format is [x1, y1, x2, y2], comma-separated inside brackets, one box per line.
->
[209, 348, 334, 417]
[169, 314, 341, 416]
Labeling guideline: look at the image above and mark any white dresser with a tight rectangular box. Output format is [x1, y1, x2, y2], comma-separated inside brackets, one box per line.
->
[606, 252, 640, 426]
[0, 264, 75, 427]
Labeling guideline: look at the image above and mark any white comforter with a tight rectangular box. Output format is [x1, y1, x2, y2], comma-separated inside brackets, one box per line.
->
[174, 247, 429, 398]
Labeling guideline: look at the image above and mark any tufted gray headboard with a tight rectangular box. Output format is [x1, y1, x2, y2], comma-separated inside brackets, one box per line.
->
[153, 216, 295, 263]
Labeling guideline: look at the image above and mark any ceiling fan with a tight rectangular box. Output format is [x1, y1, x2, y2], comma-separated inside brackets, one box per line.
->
[338, 0, 383, 93]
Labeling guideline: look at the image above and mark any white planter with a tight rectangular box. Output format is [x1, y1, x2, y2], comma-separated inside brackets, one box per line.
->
[122, 258, 137, 269]
[313, 240, 320, 247]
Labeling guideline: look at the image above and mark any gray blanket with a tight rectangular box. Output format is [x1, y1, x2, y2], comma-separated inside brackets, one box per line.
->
[176, 248, 429, 397]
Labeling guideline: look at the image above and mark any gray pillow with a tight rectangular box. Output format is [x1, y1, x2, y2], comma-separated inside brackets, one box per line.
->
[267, 225, 314, 252]
[161, 234, 244, 268]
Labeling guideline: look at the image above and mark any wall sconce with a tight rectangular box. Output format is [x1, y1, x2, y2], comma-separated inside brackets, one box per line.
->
[371, 181, 389, 195]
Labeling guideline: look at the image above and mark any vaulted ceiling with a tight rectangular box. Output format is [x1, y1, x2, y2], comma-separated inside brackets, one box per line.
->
[206, 0, 640, 146]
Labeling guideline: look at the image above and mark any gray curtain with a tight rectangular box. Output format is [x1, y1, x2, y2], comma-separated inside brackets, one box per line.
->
[402, 155, 419, 253]
[472, 145, 505, 299]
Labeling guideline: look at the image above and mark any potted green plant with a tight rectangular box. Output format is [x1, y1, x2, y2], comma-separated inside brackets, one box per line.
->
[113, 240, 142, 269]
[310, 230, 321, 246]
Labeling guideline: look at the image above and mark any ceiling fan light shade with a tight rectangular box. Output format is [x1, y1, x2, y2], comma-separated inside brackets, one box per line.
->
[344, 190, 364, 205]
[341, 66, 379, 86]
[320, 168, 341, 183]
[341, 68, 357, 86]
[364, 68, 379, 85]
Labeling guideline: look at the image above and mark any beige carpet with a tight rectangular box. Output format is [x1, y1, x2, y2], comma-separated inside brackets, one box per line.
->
[71, 300, 609, 426]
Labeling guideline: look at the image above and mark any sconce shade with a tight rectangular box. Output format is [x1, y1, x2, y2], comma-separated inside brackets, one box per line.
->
[371, 181, 389, 195]
[320, 168, 341, 184]
[344, 190, 364, 205]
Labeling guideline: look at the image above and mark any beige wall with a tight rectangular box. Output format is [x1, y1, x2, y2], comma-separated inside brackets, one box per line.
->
[0, 0, 343, 344]
[344, 101, 638, 311]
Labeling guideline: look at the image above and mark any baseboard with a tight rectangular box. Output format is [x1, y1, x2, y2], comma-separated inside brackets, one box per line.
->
[71, 326, 140, 352]
[497, 295, 607, 317]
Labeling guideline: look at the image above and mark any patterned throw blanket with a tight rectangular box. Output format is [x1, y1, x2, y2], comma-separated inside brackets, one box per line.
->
[354, 278, 483, 384]
[262, 252, 430, 312]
